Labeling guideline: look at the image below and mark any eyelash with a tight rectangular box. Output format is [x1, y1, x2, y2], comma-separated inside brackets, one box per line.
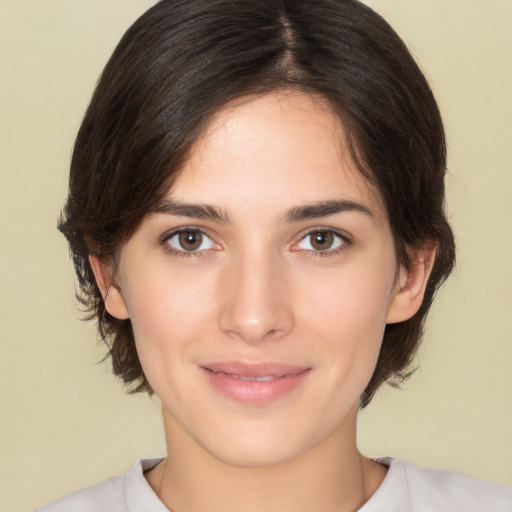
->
[159, 227, 217, 259]
[293, 228, 352, 258]
[159, 227, 352, 259]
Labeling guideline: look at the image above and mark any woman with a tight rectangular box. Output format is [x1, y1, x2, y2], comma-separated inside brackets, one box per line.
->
[37, 0, 511, 510]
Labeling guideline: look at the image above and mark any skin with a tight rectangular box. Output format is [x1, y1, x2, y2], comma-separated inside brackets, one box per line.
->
[91, 91, 434, 512]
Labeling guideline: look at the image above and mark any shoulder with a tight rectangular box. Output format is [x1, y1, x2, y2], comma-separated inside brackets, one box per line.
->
[374, 457, 512, 512]
[35, 474, 125, 512]
[35, 458, 166, 512]
[401, 459, 512, 510]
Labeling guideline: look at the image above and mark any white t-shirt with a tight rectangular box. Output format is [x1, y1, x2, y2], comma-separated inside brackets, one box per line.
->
[36, 457, 512, 511]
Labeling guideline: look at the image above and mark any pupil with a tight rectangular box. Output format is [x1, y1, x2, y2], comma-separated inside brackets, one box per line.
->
[179, 230, 202, 251]
[311, 231, 333, 250]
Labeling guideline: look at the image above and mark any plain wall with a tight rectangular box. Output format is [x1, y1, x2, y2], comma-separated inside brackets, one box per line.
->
[0, 1, 510, 510]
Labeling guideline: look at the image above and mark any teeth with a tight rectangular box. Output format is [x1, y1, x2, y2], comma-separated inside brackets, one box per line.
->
[215, 371, 278, 382]
[236, 375, 279, 382]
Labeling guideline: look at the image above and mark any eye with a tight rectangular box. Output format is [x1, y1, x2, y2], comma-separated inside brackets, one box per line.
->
[166, 229, 216, 252]
[295, 229, 346, 252]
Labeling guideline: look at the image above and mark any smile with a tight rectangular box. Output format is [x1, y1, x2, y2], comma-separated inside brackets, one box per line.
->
[200, 362, 311, 405]
[213, 372, 285, 382]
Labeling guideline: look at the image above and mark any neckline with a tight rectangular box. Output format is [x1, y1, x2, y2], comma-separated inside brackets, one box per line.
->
[128, 456, 410, 512]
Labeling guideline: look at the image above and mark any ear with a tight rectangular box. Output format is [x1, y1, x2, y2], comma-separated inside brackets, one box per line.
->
[89, 255, 130, 320]
[386, 245, 436, 324]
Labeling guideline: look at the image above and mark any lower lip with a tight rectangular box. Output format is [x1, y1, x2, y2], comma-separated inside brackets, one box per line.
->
[201, 368, 311, 406]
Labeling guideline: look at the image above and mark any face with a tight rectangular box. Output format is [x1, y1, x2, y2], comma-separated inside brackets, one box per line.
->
[103, 92, 409, 467]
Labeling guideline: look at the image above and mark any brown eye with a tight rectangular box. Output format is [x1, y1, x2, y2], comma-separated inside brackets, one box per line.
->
[310, 231, 334, 250]
[295, 229, 345, 253]
[178, 230, 203, 251]
[166, 229, 215, 253]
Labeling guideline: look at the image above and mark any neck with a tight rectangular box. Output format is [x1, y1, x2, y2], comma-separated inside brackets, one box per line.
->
[146, 407, 387, 512]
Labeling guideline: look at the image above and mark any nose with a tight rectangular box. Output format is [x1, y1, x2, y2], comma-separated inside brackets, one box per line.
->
[218, 250, 294, 344]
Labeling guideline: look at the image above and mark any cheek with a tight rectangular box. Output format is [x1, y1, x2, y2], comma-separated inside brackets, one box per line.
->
[124, 262, 213, 332]
[294, 259, 395, 385]
[297, 259, 394, 339]
[119, 263, 218, 382]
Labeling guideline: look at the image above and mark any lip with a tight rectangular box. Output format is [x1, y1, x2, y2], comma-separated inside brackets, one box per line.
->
[200, 361, 312, 405]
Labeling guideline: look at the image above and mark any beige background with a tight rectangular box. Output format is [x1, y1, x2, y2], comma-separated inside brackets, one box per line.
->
[1, 0, 511, 510]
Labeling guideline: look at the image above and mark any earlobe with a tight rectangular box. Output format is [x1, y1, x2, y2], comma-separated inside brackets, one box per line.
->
[386, 246, 436, 324]
[89, 255, 130, 320]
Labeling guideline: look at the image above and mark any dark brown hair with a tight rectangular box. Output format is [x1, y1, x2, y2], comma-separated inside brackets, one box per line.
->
[59, 0, 455, 407]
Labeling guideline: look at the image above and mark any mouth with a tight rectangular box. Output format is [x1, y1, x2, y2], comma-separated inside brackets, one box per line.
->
[210, 373, 288, 382]
[200, 362, 312, 405]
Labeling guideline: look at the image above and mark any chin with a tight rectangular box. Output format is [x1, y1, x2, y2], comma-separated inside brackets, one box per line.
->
[192, 417, 325, 469]
[205, 437, 303, 468]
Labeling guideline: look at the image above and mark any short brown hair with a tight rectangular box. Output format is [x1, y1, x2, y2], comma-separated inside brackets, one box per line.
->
[59, 0, 455, 407]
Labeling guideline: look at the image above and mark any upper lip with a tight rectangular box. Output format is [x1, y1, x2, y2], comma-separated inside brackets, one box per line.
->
[200, 361, 311, 378]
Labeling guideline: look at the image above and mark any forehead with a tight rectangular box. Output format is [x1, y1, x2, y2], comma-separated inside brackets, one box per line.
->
[171, 91, 385, 219]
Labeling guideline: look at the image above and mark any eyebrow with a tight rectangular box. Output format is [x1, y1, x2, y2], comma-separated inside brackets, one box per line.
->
[283, 200, 373, 222]
[152, 198, 372, 224]
[153, 200, 232, 223]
